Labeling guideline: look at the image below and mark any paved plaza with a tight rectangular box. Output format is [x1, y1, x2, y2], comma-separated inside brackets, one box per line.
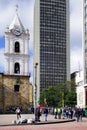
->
[0, 114, 74, 125]
[0, 114, 87, 130]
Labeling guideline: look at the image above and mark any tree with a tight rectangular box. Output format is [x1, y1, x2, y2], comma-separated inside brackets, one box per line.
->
[39, 87, 59, 107]
[65, 91, 77, 107]
[39, 81, 77, 107]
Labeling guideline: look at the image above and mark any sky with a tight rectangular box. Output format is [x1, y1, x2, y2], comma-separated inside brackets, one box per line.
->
[0, 0, 82, 82]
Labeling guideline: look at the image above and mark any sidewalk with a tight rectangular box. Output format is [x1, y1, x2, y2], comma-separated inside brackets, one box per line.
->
[0, 114, 75, 126]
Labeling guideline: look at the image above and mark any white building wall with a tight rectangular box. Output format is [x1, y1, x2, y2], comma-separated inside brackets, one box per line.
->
[10, 40, 13, 53]
[34, 0, 40, 107]
[76, 71, 84, 87]
[10, 59, 14, 74]
[5, 34, 10, 53]
[4, 32, 29, 76]
[25, 60, 29, 75]
[77, 86, 85, 108]
[25, 37, 29, 54]
[4, 57, 10, 74]
[75, 70, 85, 108]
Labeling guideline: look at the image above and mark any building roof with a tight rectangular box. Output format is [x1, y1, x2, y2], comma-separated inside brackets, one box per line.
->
[9, 6, 24, 31]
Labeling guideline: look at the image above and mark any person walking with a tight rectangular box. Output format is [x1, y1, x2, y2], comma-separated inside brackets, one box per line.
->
[79, 108, 83, 121]
[54, 107, 57, 119]
[85, 108, 87, 117]
[35, 107, 40, 122]
[57, 108, 62, 119]
[15, 107, 21, 120]
[44, 108, 48, 121]
[37, 107, 41, 122]
[75, 108, 81, 122]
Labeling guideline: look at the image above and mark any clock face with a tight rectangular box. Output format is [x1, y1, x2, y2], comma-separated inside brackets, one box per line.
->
[12, 28, 21, 36]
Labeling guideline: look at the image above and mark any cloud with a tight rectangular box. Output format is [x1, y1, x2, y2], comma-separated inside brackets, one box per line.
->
[70, 0, 82, 46]
[0, 0, 34, 49]
[70, 0, 82, 73]
[70, 47, 83, 73]
[0, 0, 34, 78]
[0, 0, 83, 78]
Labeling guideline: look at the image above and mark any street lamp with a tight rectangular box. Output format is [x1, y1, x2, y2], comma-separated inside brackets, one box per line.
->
[61, 86, 64, 108]
[34, 62, 38, 121]
[28, 74, 31, 108]
[34, 62, 38, 108]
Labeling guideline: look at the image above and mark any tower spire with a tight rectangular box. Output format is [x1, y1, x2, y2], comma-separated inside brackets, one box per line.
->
[15, 5, 19, 15]
[9, 5, 24, 30]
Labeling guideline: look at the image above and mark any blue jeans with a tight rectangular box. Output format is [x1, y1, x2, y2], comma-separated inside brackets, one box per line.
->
[44, 114, 48, 121]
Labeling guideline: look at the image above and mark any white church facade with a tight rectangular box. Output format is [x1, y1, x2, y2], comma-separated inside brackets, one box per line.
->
[0, 7, 31, 113]
[4, 9, 29, 76]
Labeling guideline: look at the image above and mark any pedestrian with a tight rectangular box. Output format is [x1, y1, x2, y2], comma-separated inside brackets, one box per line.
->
[35, 107, 41, 122]
[54, 107, 57, 119]
[57, 108, 62, 119]
[37, 107, 41, 122]
[44, 108, 48, 121]
[15, 107, 21, 120]
[70, 109, 73, 119]
[79, 108, 83, 121]
[75, 108, 80, 122]
[85, 108, 87, 117]
[35, 108, 38, 121]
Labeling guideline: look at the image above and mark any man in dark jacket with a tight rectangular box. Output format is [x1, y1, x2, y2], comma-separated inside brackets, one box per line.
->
[44, 108, 48, 121]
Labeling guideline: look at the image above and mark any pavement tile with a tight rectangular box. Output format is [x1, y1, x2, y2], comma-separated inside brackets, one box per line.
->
[0, 114, 87, 130]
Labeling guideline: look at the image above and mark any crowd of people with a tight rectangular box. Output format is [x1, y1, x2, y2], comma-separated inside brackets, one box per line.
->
[35, 107, 48, 122]
[15, 106, 87, 123]
[53, 107, 84, 122]
[33, 106, 87, 122]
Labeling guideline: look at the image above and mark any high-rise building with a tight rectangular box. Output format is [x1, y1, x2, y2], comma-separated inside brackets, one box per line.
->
[83, 0, 87, 84]
[82, 0, 87, 107]
[34, 0, 70, 104]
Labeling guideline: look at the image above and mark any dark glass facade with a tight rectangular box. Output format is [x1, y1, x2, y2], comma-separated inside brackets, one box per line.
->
[34, 0, 70, 94]
[39, 0, 67, 92]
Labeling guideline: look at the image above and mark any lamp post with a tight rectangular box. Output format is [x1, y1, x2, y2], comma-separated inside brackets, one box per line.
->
[34, 62, 38, 121]
[28, 74, 30, 108]
[34, 63, 38, 109]
[61, 86, 64, 108]
[62, 91, 64, 107]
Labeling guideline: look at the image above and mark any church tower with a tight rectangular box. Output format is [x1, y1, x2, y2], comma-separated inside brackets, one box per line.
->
[4, 6, 29, 75]
[3, 6, 30, 111]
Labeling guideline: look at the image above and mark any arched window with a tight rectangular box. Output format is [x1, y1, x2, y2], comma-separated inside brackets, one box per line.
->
[14, 85, 20, 92]
[15, 41, 20, 52]
[14, 62, 20, 74]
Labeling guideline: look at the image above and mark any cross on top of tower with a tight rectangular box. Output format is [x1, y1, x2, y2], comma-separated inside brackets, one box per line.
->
[15, 5, 19, 15]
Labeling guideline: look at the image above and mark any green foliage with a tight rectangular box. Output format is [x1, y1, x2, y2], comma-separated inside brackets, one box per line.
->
[65, 91, 77, 107]
[39, 81, 77, 107]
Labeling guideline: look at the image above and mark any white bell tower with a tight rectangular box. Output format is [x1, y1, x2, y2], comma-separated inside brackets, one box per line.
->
[4, 6, 30, 76]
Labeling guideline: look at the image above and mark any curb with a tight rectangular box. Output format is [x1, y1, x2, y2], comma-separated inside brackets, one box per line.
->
[0, 119, 76, 127]
[33, 119, 76, 125]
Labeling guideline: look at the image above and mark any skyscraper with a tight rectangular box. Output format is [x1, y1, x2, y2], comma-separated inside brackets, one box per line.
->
[34, 0, 70, 104]
[82, 0, 87, 106]
[83, 0, 87, 84]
